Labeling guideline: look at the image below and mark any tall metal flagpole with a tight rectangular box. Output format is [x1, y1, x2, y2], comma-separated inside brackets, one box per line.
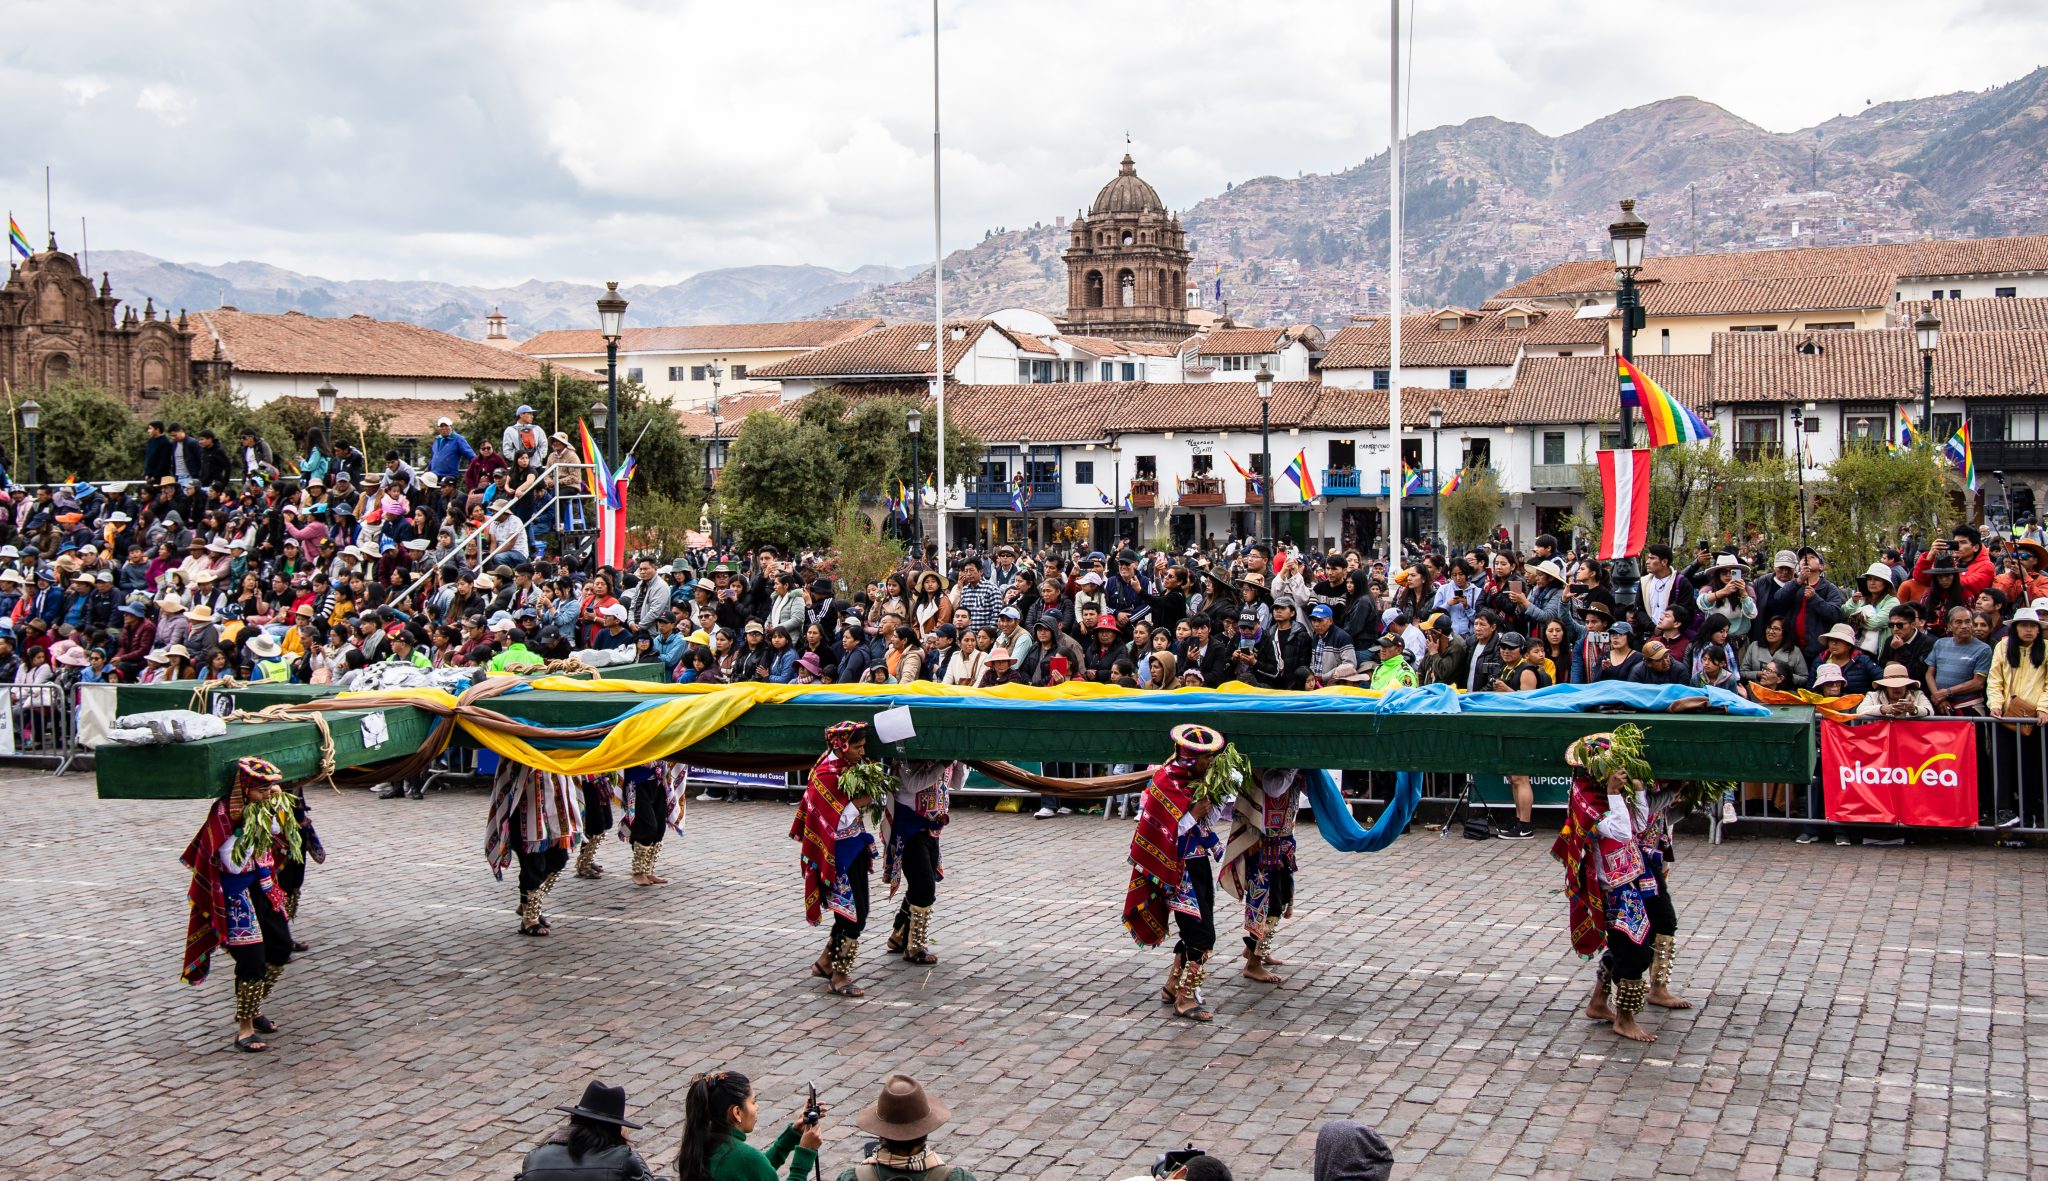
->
[1386, 0, 1404, 567]
[931, 0, 948, 561]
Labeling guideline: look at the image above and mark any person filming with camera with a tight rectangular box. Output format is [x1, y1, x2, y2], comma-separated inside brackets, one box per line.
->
[675, 1069, 823, 1181]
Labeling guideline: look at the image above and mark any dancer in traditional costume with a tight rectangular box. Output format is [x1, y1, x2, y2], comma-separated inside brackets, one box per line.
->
[1221, 766, 1302, 983]
[574, 773, 615, 880]
[1551, 729, 1686, 1042]
[884, 759, 961, 965]
[1124, 723, 1229, 1022]
[793, 721, 874, 997]
[1639, 782, 1693, 1013]
[273, 780, 325, 953]
[619, 761, 686, 886]
[180, 757, 301, 1053]
[487, 761, 584, 936]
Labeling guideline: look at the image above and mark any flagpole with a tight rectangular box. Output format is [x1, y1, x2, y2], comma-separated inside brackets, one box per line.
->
[930, 0, 947, 562]
[1386, 0, 1404, 567]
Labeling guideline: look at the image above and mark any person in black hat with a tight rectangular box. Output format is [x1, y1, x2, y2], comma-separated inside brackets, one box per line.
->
[518, 1080, 655, 1181]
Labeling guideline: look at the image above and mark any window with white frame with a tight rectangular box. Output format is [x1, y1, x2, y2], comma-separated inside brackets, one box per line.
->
[667, 366, 687, 382]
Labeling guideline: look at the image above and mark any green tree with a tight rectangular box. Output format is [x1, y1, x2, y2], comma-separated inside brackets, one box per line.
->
[247, 397, 396, 468]
[827, 500, 905, 593]
[155, 387, 307, 470]
[1812, 444, 1952, 574]
[1566, 442, 1735, 549]
[1439, 466, 1505, 548]
[716, 409, 847, 549]
[5, 380, 146, 482]
[628, 490, 701, 557]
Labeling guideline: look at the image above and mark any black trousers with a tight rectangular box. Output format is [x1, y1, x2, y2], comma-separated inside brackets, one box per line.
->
[830, 851, 873, 943]
[1172, 858, 1216, 960]
[1242, 865, 1294, 951]
[582, 781, 613, 839]
[629, 780, 667, 846]
[516, 845, 569, 893]
[891, 831, 940, 931]
[276, 855, 305, 902]
[224, 888, 293, 984]
[1603, 869, 1678, 982]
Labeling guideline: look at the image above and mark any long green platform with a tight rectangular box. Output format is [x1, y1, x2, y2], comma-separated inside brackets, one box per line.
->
[95, 679, 1817, 799]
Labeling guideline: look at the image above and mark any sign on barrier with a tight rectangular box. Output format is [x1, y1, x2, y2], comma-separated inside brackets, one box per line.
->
[1821, 718, 1978, 827]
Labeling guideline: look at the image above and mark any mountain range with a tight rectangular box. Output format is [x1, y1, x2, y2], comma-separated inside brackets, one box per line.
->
[88, 67, 2048, 339]
[88, 252, 917, 340]
[826, 66, 2048, 326]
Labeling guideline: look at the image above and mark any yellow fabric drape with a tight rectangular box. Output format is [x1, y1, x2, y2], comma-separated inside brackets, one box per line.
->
[335, 676, 1392, 778]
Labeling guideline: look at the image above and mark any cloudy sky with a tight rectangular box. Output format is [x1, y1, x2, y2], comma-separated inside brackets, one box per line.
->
[3, 1, 2040, 287]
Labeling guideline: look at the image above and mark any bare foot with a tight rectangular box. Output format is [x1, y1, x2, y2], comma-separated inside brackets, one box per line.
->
[1243, 960, 1285, 983]
[1648, 985, 1693, 1010]
[1585, 988, 1616, 1022]
[1610, 1014, 1657, 1042]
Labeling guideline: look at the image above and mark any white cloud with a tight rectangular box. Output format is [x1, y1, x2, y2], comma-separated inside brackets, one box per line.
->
[1, 0, 2040, 286]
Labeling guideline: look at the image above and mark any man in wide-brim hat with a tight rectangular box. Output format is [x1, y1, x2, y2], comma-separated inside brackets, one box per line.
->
[518, 1080, 657, 1180]
[838, 1074, 975, 1181]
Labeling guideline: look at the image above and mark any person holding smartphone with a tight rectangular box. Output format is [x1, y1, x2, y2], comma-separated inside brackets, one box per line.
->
[673, 1069, 822, 1181]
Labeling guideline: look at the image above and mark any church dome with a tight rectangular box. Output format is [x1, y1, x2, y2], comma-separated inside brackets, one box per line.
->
[1090, 154, 1166, 216]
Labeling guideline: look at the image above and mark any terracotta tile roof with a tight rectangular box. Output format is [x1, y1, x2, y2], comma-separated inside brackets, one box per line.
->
[274, 395, 462, 438]
[1303, 386, 1514, 430]
[1627, 274, 1894, 318]
[1110, 380, 1322, 432]
[1009, 332, 1059, 356]
[190, 309, 593, 382]
[1492, 235, 2048, 302]
[1056, 335, 1177, 357]
[1505, 355, 1711, 424]
[1322, 307, 1604, 370]
[1118, 340, 1183, 357]
[748, 321, 990, 379]
[1894, 297, 2048, 335]
[1709, 328, 2048, 404]
[944, 383, 1140, 444]
[518, 318, 883, 356]
[675, 391, 789, 438]
[1192, 327, 1290, 357]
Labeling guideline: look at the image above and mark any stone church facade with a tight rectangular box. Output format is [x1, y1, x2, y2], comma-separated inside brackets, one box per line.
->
[1056, 154, 1193, 345]
[0, 246, 193, 403]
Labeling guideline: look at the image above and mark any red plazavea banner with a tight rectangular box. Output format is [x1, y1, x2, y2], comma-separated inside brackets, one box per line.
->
[1820, 719, 1979, 828]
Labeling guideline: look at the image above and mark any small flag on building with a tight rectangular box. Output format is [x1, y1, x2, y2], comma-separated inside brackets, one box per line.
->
[1283, 449, 1316, 500]
[7, 215, 29, 261]
[1438, 468, 1463, 495]
[1596, 449, 1653, 560]
[1946, 425, 1977, 492]
[1892, 405, 1920, 452]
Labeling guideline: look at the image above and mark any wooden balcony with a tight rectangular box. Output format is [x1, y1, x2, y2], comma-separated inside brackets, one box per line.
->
[1177, 475, 1226, 507]
[1128, 478, 1158, 509]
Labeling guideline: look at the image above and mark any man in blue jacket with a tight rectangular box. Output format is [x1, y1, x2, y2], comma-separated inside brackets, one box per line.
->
[429, 417, 475, 484]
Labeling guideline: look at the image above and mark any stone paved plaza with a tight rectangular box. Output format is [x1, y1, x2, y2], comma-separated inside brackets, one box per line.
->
[4, 771, 2044, 1180]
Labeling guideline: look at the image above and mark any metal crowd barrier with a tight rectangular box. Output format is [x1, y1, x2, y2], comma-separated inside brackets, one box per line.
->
[0, 682, 87, 775]
[1714, 712, 2043, 841]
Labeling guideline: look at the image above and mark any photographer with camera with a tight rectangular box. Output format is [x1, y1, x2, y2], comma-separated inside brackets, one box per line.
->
[674, 1070, 823, 1181]
[1113, 1146, 1236, 1181]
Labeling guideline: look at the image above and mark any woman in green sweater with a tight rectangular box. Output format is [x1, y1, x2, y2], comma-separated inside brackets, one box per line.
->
[675, 1070, 823, 1181]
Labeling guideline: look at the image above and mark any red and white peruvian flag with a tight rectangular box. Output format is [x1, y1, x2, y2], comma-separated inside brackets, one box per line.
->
[1596, 449, 1652, 561]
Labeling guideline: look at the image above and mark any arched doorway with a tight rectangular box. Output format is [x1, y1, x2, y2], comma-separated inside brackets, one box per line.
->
[42, 353, 73, 385]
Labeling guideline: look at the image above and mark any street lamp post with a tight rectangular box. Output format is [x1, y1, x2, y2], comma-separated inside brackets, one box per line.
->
[18, 399, 40, 486]
[1256, 361, 1275, 546]
[907, 407, 924, 555]
[1792, 404, 1809, 541]
[1109, 437, 1123, 549]
[1915, 312, 1941, 436]
[1609, 197, 1648, 608]
[590, 400, 609, 461]
[316, 379, 337, 461]
[1018, 437, 1033, 549]
[1428, 404, 1444, 551]
[708, 401, 724, 549]
[596, 281, 628, 467]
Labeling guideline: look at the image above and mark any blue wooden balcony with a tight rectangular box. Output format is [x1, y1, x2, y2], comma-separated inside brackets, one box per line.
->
[965, 478, 1063, 510]
[1322, 468, 1364, 496]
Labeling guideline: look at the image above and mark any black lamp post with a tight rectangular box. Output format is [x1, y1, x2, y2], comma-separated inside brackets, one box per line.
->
[590, 400, 609, 453]
[19, 398, 40, 486]
[596, 281, 628, 466]
[1792, 403, 1810, 541]
[1256, 360, 1274, 545]
[1609, 197, 1647, 607]
[1915, 311, 1941, 435]
[907, 406, 924, 553]
[1428, 404, 1444, 549]
[316, 379, 337, 459]
[1018, 436, 1033, 549]
[708, 401, 724, 548]
[1109, 437, 1123, 548]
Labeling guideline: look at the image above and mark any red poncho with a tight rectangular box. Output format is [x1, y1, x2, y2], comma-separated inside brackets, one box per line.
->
[790, 749, 851, 926]
[1550, 773, 1612, 958]
[1122, 759, 1196, 947]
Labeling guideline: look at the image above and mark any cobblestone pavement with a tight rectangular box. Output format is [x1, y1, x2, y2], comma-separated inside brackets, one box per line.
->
[3, 772, 2044, 1180]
